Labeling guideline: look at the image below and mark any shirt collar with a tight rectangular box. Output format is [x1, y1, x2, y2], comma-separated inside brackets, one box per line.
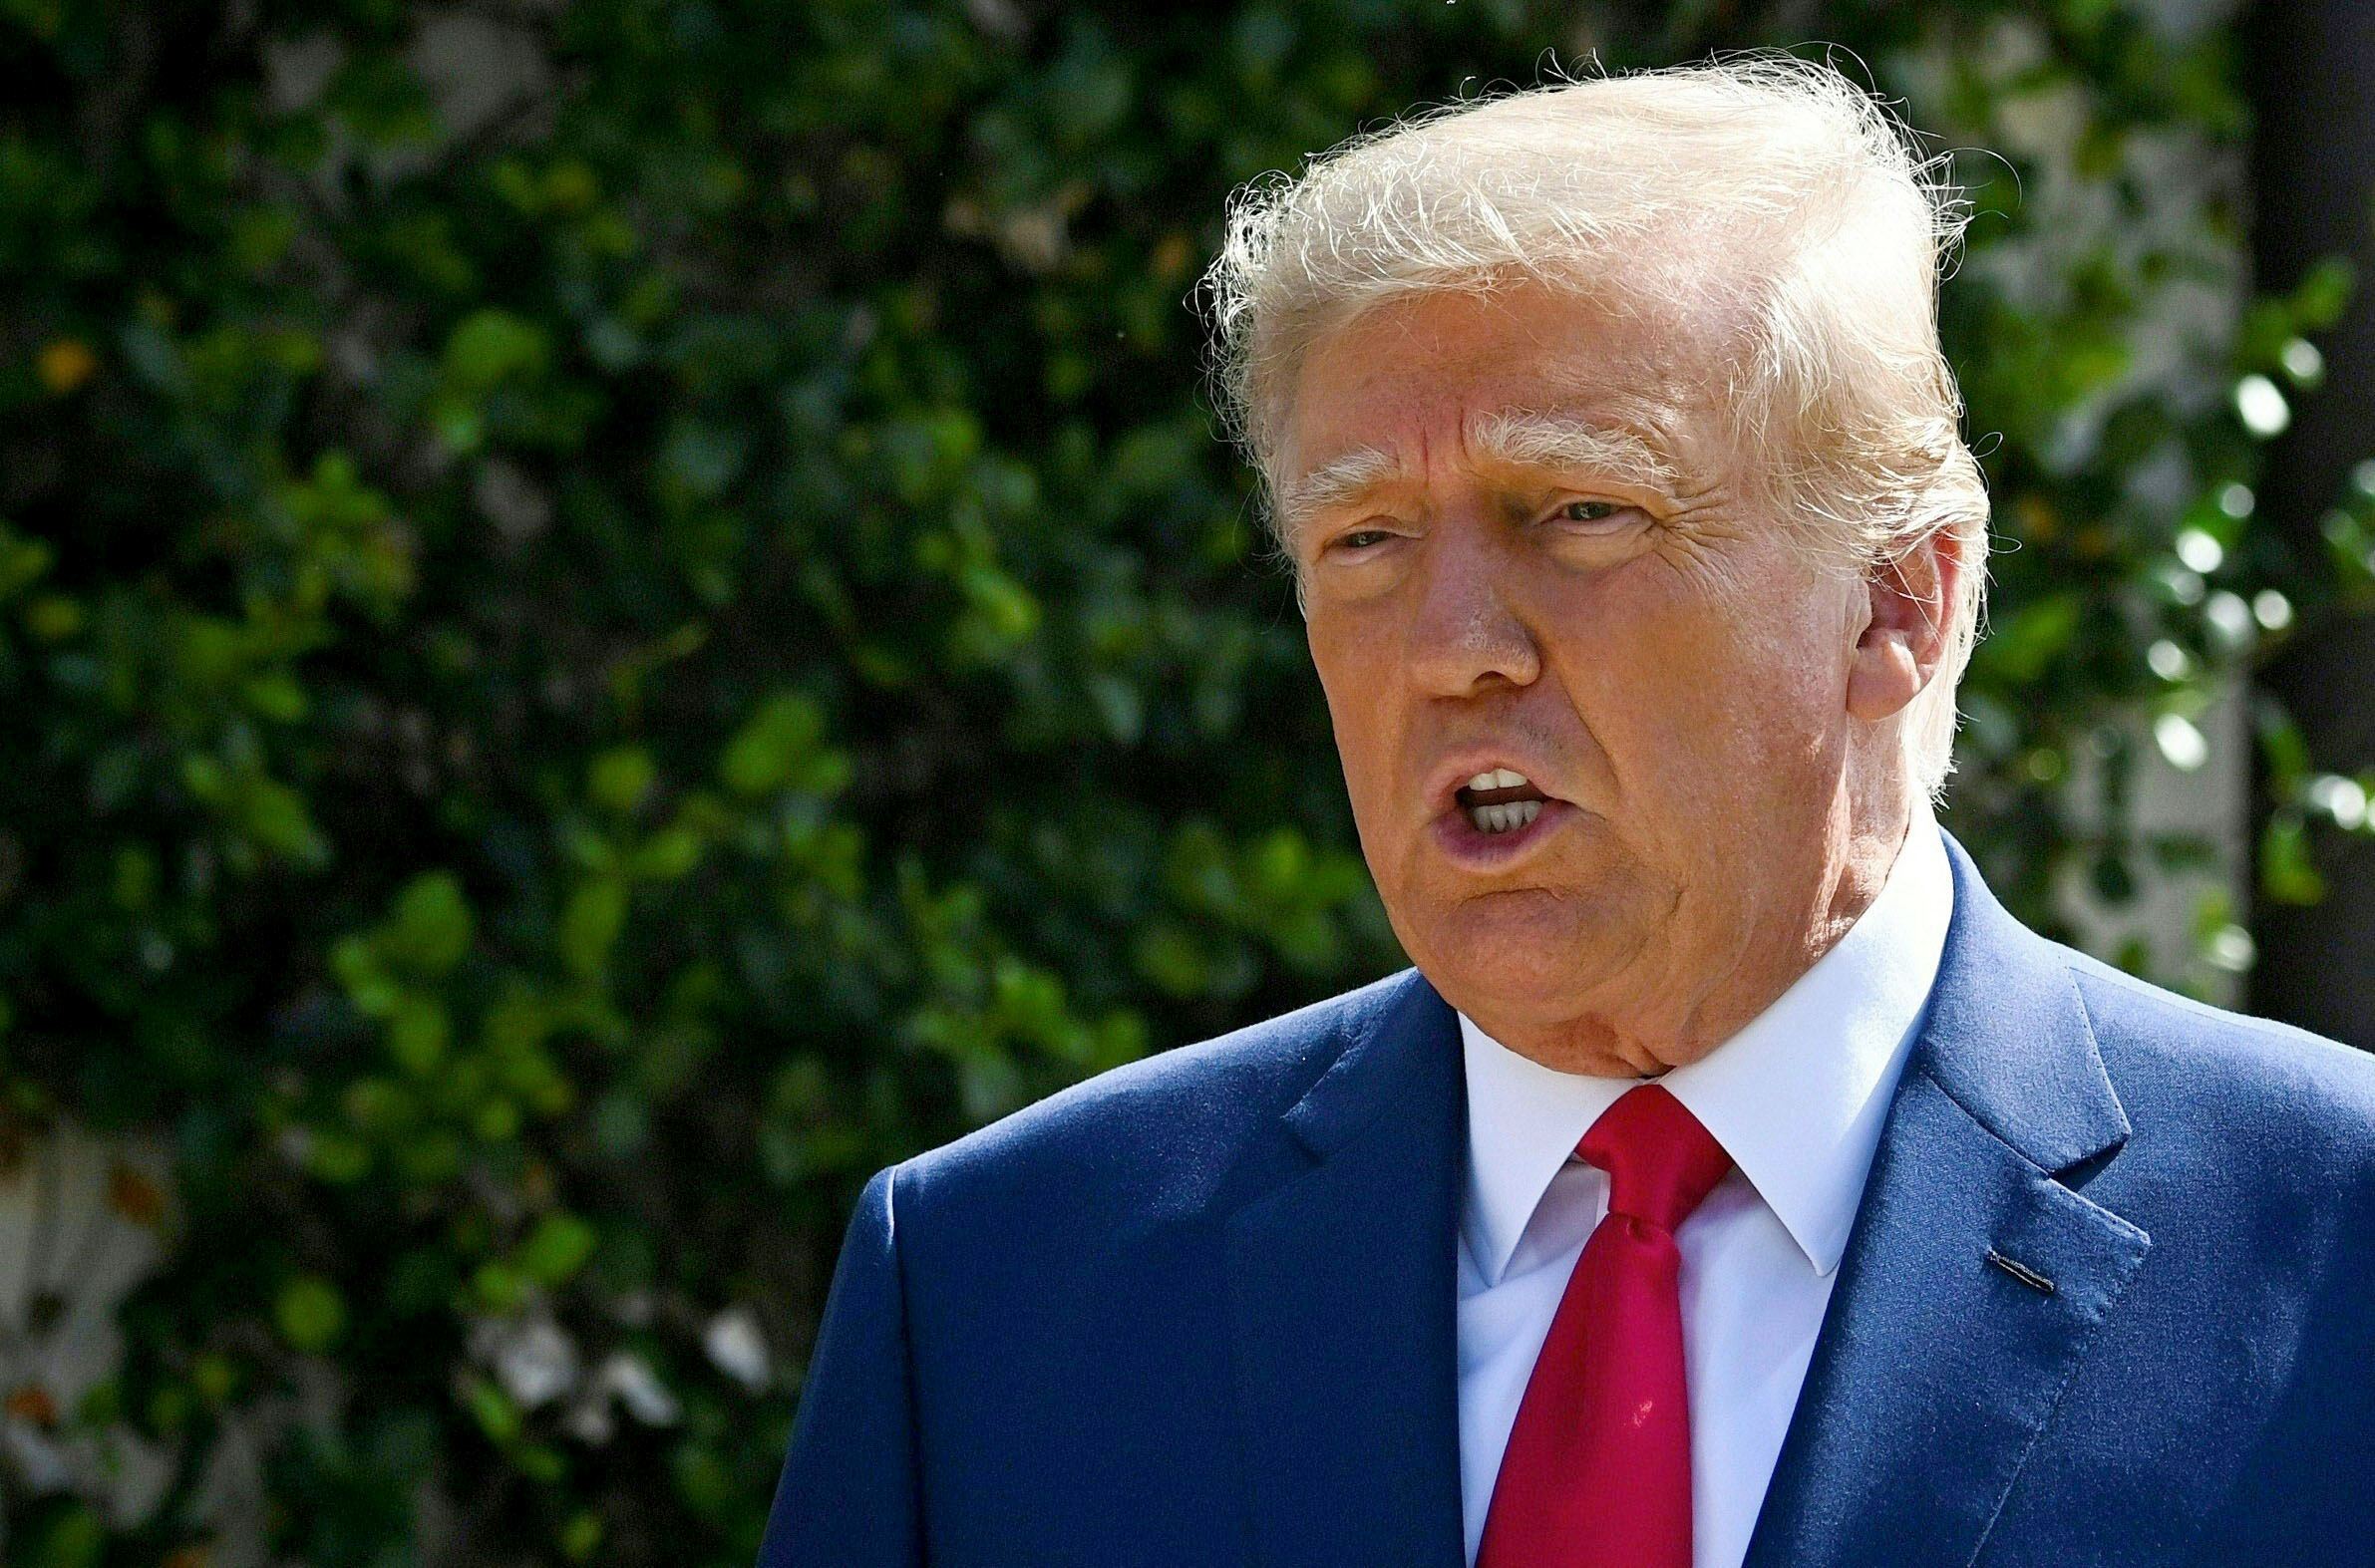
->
[1459, 811, 1955, 1285]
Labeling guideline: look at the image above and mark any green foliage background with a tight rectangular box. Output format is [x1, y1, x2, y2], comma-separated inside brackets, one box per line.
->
[1, 0, 2371, 1563]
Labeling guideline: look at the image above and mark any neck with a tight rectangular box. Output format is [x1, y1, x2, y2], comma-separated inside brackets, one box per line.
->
[1480, 789, 1918, 1079]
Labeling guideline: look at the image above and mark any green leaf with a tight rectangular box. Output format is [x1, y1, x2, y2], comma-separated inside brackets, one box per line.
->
[721, 693, 836, 796]
[275, 1275, 347, 1353]
[241, 673, 309, 722]
[472, 1262, 527, 1315]
[589, 747, 655, 814]
[559, 878, 628, 979]
[2289, 256, 2357, 332]
[388, 996, 450, 1074]
[633, 823, 705, 879]
[461, 1374, 521, 1443]
[444, 308, 549, 393]
[384, 871, 476, 976]
[2260, 812, 2326, 905]
[239, 775, 323, 859]
[0, 530, 55, 599]
[518, 1212, 598, 1286]
[561, 1510, 605, 1561]
[27, 1503, 103, 1568]
[308, 1130, 371, 1183]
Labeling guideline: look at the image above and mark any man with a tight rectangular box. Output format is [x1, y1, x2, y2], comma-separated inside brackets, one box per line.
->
[761, 60, 2375, 1568]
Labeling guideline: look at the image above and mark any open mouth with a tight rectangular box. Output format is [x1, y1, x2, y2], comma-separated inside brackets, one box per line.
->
[1455, 769, 1551, 835]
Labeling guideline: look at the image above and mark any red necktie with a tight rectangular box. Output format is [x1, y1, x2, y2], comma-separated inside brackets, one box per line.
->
[1477, 1084, 1734, 1568]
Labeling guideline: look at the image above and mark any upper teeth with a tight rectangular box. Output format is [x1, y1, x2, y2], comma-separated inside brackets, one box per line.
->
[1466, 769, 1529, 791]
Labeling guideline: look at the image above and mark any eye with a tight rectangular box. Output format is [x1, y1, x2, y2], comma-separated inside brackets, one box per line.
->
[1334, 527, 1396, 550]
[1556, 499, 1619, 523]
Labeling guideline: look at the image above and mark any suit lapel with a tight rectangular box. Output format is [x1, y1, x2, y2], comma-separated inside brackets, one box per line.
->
[1226, 971, 1469, 1568]
[1744, 834, 2153, 1568]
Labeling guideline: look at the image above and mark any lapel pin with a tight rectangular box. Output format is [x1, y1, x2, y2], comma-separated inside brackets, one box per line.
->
[1984, 1248, 2056, 1295]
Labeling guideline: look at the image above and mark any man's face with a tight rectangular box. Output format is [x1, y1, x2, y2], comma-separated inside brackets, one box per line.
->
[1279, 281, 1877, 1074]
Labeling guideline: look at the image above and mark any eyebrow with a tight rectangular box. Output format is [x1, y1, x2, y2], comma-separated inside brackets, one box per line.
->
[1468, 410, 1679, 491]
[1274, 410, 1682, 539]
[1274, 446, 1402, 533]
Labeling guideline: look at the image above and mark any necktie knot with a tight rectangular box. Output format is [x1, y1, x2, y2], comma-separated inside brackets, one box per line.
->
[1576, 1083, 1732, 1233]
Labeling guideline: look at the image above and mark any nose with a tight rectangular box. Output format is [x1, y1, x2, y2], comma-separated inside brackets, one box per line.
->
[1403, 521, 1541, 697]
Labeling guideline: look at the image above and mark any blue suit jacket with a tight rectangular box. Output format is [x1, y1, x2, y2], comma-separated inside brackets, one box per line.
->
[759, 835, 2375, 1565]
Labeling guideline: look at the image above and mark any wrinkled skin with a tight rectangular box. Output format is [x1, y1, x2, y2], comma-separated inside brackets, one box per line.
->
[1279, 281, 1964, 1077]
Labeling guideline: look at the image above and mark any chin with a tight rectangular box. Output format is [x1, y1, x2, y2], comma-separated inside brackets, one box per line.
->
[1405, 881, 1647, 1024]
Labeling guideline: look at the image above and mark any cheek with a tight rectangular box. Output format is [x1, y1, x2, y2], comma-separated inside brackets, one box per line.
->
[1307, 614, 1400, 798]
[1539, 550, 1847, 776]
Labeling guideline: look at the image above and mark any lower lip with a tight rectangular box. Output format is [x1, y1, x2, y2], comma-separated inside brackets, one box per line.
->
[1431, 797, 1572, 867]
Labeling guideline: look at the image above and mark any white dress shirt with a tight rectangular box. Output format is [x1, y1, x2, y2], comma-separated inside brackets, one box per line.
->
[1455, 814, 1956, 1568]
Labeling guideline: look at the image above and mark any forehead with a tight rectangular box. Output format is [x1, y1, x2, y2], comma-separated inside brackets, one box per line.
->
[1275, 279, 1733, 483]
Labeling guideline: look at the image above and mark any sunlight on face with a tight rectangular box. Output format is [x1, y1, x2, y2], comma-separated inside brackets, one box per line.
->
[1281, 281, 1875, 1074]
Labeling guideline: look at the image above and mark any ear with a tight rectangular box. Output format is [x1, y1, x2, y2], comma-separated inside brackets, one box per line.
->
[1847, 525, 1967, 725]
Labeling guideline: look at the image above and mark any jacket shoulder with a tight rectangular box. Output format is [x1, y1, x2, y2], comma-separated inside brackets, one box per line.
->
[2062, 944, 2375, 1164]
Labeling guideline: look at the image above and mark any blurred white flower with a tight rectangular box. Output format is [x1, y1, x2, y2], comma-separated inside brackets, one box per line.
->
[2308, 775, 2369, 830]
[2279, 337, 2324, 385]
[2154, 712, 2209, 772]
[492, 1318, 579, 1411]
[704, 1306, 771, 1393]
[2234, 375, 2289, 438]
[562, 1390, 615, 1446]
[2203, 591, 2253, 650]
[600, 1352, 680, 1427]
[2204, 924, 2256, 974]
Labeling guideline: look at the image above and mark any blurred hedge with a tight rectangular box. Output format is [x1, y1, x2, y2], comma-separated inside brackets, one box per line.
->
[1, 0, 2371, 1563]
